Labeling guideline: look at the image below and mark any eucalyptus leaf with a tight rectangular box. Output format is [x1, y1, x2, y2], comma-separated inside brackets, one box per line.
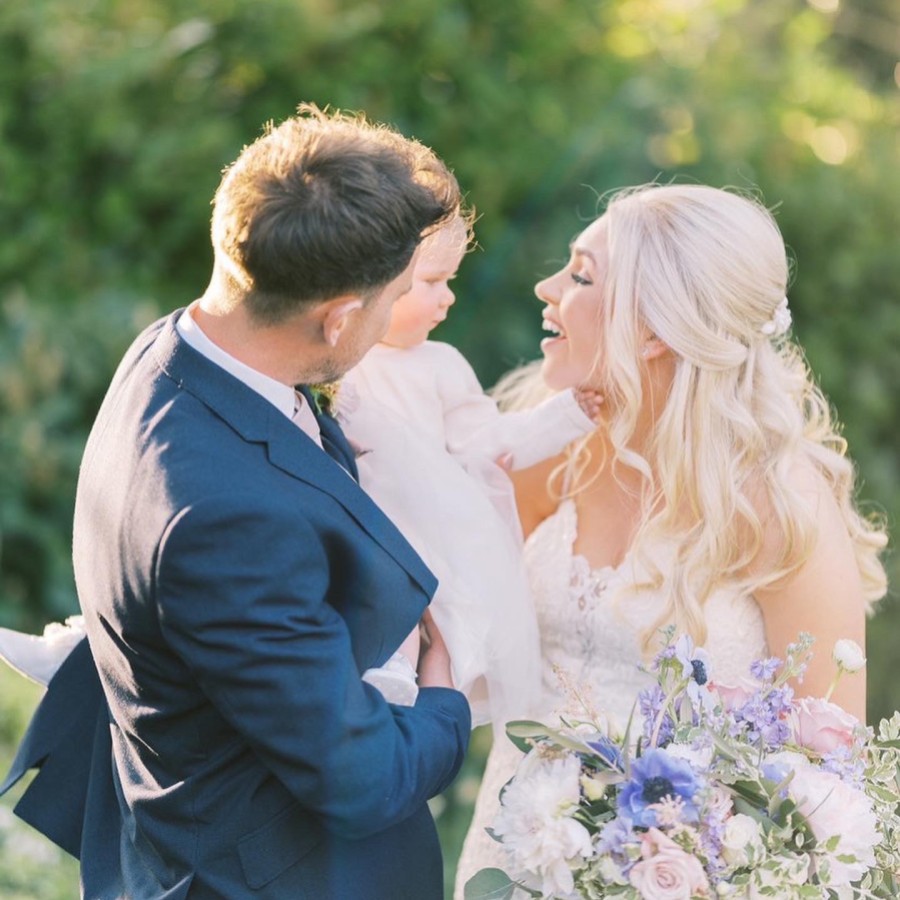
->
[463, 869, 539, 900]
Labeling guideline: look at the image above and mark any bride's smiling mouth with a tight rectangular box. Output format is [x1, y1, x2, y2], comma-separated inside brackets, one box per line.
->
[541, 315, 567, 350]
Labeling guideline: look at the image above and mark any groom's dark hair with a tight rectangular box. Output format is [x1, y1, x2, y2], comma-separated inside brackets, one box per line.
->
[211, 102, 460, 325]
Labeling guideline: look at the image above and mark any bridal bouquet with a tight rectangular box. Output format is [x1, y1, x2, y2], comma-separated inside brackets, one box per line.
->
[465, 632, 900, 900]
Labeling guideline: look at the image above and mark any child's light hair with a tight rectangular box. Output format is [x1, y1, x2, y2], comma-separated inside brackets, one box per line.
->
[420, 200, 477, 260]
[419, 212, 472, 263]
[496, 183, 887, 651]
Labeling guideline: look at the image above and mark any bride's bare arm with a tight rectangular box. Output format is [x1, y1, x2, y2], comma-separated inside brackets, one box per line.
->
[752, 464, 868, 720]
[510, 454, 564, 539]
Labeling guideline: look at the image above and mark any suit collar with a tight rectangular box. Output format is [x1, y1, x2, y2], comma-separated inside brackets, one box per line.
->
[151, 311, 436, 596]
[176, 304, 297, 420]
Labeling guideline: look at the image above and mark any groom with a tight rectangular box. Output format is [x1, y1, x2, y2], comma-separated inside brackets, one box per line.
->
[3, 105, 471, 898]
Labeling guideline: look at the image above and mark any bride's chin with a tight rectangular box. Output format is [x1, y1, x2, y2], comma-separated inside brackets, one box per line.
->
[539, 358, 575, 393]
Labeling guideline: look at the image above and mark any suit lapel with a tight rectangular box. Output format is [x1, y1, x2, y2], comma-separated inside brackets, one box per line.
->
[151, 311, 436, 597]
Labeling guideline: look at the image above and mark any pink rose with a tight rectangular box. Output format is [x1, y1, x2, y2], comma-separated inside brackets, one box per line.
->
[790, 696, 859, 755]
[710, 676, 760, 711]
[629, 828, 709, 899]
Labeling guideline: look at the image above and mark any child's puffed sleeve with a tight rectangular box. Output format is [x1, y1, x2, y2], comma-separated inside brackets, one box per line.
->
[436, 343, 594, 469]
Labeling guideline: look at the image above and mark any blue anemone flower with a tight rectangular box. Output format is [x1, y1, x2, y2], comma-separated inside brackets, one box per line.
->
[618, 749, 702, 826]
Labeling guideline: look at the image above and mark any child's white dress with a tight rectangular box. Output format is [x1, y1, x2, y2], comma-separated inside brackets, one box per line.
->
[341, 341, 595, 730]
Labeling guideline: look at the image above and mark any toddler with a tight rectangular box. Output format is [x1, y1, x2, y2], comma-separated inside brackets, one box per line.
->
[345, 213, 599, 728]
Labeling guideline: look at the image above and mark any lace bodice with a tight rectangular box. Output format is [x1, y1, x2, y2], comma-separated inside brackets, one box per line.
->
[454, 499, 768, 898]
[524, 498, 768, 731]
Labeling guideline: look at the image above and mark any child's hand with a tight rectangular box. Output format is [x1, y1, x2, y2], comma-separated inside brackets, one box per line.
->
[495, 452, 514, 472]
[574, 386, 604, 421]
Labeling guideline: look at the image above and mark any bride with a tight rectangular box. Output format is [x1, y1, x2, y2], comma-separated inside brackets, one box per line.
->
[454, 183, 887, 896]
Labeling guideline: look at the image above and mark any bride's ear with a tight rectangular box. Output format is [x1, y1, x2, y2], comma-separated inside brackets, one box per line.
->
[639, 332, 669, 361]
[321, 297, 364, 348]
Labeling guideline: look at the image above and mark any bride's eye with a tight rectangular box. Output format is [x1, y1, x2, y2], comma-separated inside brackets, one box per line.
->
[571, 272, 593, 286]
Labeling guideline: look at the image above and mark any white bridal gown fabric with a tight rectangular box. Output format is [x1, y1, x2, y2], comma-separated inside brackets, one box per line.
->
[453, 497, 768, 897]
[340, 342, 592, 731]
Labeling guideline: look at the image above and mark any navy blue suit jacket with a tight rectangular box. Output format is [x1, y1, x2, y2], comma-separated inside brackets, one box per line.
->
[2, 311, 470, 898]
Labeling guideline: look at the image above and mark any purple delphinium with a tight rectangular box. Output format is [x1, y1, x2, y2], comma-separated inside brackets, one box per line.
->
[822, 745, 866, 788]
[596, 816, 637, 872]
[729, 684, 793, 751]
[639, 685, 676, 746]
[618, 749, 702, 827]
[697, 804, 729, 885]
[750, 657, 781, 681]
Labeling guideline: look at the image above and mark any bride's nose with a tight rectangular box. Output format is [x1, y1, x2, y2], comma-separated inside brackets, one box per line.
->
[534, 274, 558, 306]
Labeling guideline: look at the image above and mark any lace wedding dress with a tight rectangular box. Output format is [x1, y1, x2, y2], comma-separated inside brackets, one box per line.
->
[453, 497, 768, 898]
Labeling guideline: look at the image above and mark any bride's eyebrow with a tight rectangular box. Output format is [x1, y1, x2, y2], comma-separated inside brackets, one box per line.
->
[569, 244, 596, 264]
[566, 235, 596, 264]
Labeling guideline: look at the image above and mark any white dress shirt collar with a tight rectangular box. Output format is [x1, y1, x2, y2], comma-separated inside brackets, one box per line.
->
[176, 304, 298, 422]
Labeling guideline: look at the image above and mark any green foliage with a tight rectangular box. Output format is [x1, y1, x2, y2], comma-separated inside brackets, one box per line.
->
[0, 292, 158, 628]
[0, 0, 898, 894]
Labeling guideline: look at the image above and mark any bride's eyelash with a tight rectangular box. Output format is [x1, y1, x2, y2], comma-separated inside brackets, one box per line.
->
[571, 273, 592, 286]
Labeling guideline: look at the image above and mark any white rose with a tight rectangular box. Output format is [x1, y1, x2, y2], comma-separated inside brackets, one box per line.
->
[789, 767, 879, 885]
[720, 814, 764, 868]
[832, 639, 866, 673]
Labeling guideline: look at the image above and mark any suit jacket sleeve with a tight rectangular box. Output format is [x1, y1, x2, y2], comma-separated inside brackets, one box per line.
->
[155, 492, 470, 841]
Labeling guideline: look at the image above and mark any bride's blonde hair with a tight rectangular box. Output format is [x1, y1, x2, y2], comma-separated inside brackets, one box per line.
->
[497, 183, 887, 650]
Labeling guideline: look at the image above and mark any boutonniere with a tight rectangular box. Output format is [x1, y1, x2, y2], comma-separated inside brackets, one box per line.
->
[307, 381, 340, 418]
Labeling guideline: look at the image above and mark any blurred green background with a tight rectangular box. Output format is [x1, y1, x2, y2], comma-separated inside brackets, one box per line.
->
[1, 0, 898, 895]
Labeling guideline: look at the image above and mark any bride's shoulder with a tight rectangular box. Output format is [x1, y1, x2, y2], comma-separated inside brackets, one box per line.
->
[512, 456, 564, 538]
[741, 455, 848, 580]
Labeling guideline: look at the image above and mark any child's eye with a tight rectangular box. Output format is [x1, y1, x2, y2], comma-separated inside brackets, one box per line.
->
[571, 273, 592, 286]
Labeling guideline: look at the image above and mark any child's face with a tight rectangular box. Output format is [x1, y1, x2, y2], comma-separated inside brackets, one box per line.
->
[380, 219, 467, 349]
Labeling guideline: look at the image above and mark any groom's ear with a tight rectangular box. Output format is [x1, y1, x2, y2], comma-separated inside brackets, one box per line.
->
[320, 296, 364, 348]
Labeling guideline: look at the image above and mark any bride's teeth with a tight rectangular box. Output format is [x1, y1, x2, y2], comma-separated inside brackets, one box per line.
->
[542, 319, 564, 336]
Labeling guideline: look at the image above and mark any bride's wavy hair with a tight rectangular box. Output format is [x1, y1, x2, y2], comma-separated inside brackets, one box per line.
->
[496, 183, 887, 651]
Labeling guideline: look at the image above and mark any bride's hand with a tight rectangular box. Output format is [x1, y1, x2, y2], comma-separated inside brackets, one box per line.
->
[417, 610, 455, 690]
